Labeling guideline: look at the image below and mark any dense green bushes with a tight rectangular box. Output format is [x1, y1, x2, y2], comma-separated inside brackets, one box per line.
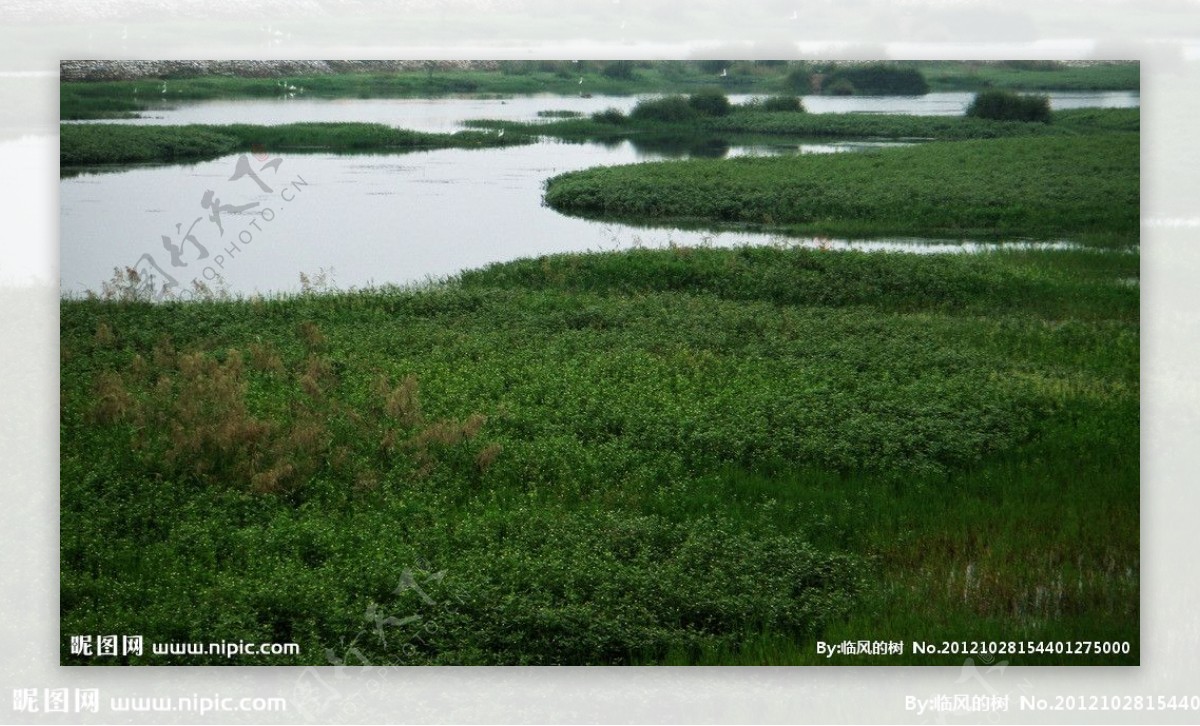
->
[687, 87, 732, 116]
[628, 90, 734, 122]
[591, 107, 627, 124]
[822, 63, 930, 95]
[760, 95, 804, 112]
[739, 95, 805, 113]
[629, 95, 697, 122]
[784, 66, 814, 93]
[966, 89, 1053, 123]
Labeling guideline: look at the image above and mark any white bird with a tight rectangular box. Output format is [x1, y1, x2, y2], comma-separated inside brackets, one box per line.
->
[498, 128, 505, 137]
[161, 82, 167, 94]
[720, 68, 727, 77]
[578, 77, 584, 85]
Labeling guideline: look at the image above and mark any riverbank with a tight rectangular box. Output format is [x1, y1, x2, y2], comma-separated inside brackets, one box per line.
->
[61, 245, 1138, 665]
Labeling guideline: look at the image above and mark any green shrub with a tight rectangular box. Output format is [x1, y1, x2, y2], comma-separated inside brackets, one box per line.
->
[688, 88, 732, 117]
[966, 89, 1052, 123]
[630, 95, 698, 123]
[591, 107, 627, 125]
[761, 95, 805, 112]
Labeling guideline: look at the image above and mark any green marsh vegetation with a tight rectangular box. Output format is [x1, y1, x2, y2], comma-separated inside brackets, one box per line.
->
[59, 122, 529, 169]
[921, 60, 1141, 92]
[62, 243, 1139, 665]
[60, 67, 1139, 665]
[544, 132, 1138, 241]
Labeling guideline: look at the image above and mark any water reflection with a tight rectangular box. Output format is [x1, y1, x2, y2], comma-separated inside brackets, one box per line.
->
[628, 134, 731, 159]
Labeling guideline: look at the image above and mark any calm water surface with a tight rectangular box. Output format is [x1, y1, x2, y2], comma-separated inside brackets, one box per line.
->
[61, 93, 1134, 296]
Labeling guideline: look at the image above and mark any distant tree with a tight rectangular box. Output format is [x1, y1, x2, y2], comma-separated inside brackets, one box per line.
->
[822, 64, 930, 95]
[784, 66, 814, 94]
[601, 61, 636, 80]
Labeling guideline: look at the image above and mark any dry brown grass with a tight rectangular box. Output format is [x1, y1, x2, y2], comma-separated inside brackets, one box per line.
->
[476, 442, 503, 472]
[383, 374, 423, 427]
[86, 328, 502, 495]
[93, 321, 115, 347]
[297, 321, 326, 350]
[248, 342, 285, 374]
[90, 371, 134, 424]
